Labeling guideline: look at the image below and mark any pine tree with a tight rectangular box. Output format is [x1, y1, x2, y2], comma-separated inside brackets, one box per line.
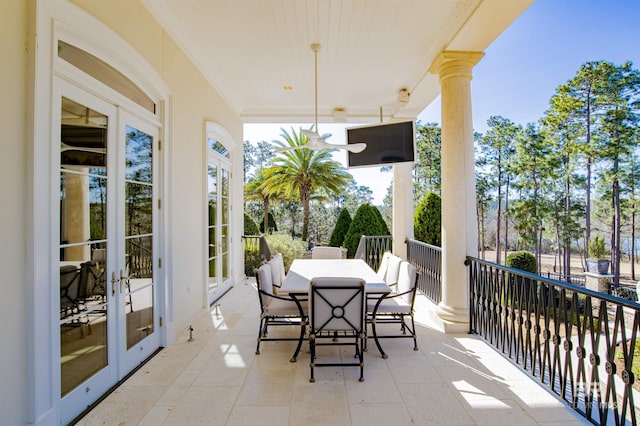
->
[329, 208, 352, 247]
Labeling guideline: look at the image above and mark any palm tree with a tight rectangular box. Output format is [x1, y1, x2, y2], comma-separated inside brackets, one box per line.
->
[245, 170, 274, 234]
[265, 127, 353, 241]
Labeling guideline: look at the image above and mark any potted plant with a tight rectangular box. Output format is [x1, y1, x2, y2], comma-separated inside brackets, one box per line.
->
[586, 236, 610, 274]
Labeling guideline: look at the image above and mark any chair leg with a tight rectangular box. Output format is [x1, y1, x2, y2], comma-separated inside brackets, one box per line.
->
[358, 335, 365, 382]
[309, 334, 316, 383]
[410, 315, 418, 350]
[255, 317, 266, 355]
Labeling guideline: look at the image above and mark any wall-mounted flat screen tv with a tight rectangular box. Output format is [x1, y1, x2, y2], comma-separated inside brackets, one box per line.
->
[346, 120, 415, 168]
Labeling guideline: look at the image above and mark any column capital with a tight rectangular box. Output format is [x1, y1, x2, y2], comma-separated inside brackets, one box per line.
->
[429, 51, 485, 80]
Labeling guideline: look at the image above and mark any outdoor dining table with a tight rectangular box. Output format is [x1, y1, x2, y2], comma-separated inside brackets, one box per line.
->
[279, 258, 392, 359]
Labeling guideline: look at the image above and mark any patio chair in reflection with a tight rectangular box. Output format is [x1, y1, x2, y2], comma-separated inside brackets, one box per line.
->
[309, 277, 366, 382]
[367, 260, 418, 358]
[255, 263, 308, 362]
[60, 264, 91, 335]
[90, 248, 107, 298]
[60, 265, 81, 317]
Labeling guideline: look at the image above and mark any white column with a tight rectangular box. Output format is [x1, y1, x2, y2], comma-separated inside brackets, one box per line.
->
[392, 162, 414, 259]
[429, 51, 483, 329]
[63, 168, 91, 261]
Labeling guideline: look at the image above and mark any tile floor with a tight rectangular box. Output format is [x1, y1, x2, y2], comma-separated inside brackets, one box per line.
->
[77, 280, 588, 425]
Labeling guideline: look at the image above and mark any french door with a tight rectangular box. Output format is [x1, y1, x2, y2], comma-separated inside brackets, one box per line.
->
[206, 148, 232, 305]
[57, 79, 161, 422]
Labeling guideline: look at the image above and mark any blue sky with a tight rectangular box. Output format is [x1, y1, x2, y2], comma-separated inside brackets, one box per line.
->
[244, 0, 640, 204]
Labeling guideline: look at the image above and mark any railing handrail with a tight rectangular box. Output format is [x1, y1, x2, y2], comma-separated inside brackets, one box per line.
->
[406, 239, 442, 304]
[467, 256, 640, 310]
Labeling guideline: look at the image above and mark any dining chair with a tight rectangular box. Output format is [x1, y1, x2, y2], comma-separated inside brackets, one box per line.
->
[267, 253, 286, 292]
[311, 246, 343, 259]
[367, 260, 418, 358]
[255, 263, 308, 362]
[308, 277, 366, 382]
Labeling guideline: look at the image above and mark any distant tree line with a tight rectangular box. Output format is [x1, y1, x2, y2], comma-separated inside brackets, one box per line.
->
[243, 60, 640, 286]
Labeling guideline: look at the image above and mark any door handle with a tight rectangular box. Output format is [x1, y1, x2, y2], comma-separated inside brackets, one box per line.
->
[111, 271, 118, 297]
[119, 269, 127, 294]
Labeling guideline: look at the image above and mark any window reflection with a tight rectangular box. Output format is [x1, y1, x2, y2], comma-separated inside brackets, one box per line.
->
[59, 97, 109, 396]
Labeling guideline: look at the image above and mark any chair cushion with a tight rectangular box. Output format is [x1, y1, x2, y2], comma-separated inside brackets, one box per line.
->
[368, 297, 412, 315]
[264, 298, 307, 317]
[385, 255, 402, 286]
[311, 246, 343, 259]
[397, 261, 417, 294]
[257, 264, 273, 303]
[376, 251, 392, 280]
[268, 253, 285, 288]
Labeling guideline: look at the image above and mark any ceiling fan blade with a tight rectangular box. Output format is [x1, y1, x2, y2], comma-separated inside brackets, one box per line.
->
[346, 143, 367, 153]
[301, 128, 322, 140]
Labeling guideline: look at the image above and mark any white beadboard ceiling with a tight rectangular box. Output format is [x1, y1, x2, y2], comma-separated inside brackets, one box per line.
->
[143, 0, 533, 123]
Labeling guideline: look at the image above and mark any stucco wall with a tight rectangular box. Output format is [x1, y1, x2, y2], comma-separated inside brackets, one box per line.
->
[69, 0, 244, 332]
[1, 1, 30, 424]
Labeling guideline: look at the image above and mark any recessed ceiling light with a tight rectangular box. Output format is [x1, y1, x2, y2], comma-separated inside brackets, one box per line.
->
[283, 85, 293, 91]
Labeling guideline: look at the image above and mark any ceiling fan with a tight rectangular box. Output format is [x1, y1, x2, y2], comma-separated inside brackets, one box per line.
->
[274, 43, 366, 154]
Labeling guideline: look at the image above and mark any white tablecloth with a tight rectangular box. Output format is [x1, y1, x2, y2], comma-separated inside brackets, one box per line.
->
[280, 259, 389, 295]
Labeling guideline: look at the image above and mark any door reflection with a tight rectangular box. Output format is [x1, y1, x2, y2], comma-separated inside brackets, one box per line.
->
[59, 97, 108, 396]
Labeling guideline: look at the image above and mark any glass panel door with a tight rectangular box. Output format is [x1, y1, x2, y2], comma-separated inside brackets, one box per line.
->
[58, 87, 117, 419]
[207, 151, 232, 304]
[57, 81, 161, 423]
[119, 114, 160, 372]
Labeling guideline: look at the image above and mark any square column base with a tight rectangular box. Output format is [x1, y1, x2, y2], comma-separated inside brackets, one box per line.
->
[584, 272, 613, 294]
[427, 309, 469, 333]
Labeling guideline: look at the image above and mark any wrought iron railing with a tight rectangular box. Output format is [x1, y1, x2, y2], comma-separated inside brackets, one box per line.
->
[544, 271, 587, 288]
[466, 256, 640, 425]
[354, 235, 392, 271]
[242, 235, 272, 277]
[406, 239, 442, 304]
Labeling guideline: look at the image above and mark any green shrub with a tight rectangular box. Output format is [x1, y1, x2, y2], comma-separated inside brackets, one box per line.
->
[259, 212, 278, 234]
[506, 250, 537, 273]
[414, 192, 441, 246]
[505, 251, 537, 306]
[244, 247, 261, 277]
[265, 234, 307, 271]
[329, 208, 352, 247]
[343, 204, 390, 258]
[588, 236, 606, 259]
[243, 212, 260, 235]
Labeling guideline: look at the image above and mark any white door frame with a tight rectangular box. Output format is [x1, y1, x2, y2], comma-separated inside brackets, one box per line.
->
[30, 3, 171, 423]
[204, 122, 236, 306]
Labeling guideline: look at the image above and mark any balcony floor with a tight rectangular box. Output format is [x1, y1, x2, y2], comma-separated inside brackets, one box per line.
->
[78, 280, 588, 425]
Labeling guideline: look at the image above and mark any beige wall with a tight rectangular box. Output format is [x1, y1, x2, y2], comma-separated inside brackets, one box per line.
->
[2, 0, 244, 420]
[1, 1, 30, 424]
[70, 0, 244, 330]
